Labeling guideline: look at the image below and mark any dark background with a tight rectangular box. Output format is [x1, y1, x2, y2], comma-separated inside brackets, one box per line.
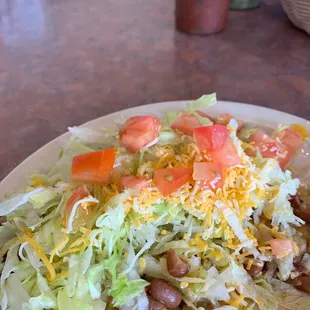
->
[0, 0, 309, 180]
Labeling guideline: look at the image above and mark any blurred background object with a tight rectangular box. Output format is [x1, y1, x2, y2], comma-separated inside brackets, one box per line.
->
[175, 0, 230, 35]
[230, 0, 260, 10]
[281, 0, 310, 35]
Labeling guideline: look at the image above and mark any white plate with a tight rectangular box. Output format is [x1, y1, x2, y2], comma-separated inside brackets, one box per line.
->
[1, 100, 310, 200]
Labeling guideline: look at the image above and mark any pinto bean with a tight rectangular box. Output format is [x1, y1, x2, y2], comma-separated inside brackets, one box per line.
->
[290, 275, 310, 293]
[148, 279, 182, 308]
[167, 249, 190, 277]
[290, 195, 310, 224]
[148, 294, 166, 310]
[246, 262, 264, 276]
[244, 257, 265, 277]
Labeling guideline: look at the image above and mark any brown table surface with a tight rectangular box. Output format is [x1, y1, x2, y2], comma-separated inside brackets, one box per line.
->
[0, 0, 309, 181]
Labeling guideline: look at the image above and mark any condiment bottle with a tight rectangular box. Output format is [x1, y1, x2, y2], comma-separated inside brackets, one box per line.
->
[175, 0, 230, 35]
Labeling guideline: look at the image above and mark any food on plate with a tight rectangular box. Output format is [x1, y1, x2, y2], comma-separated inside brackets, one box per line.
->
[1, 93, 310, 309]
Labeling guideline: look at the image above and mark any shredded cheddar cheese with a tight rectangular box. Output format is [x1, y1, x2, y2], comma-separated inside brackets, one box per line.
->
[19, 237, 56, 281]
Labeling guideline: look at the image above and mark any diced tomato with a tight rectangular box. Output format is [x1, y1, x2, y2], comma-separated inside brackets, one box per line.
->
[171, 111, 215, 136]
[71, 148, 115, 184]
[216, 113, 244, 131]
[209, 139, 241, 167]
[154, 167, 193, 197]
[193, 126, 241, 167]
[119, 116, 161, 153]
[193, 162, 224, 190]
[270, 238, 295, 258]
[250, 129, 293, 170]
[275, 128, 303, 155]
[196, 110, 216, 123]
[65, 187, 91, 232]
[171, 112, 202, 136]
[193, 125, 229, 151]
[276, 148, 291, 170]
[65, 187, 89, 217]
[251, 129, 278, 158]
[120, 175, 149, 192]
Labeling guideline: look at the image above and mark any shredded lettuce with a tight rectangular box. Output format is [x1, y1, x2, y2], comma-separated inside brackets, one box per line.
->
[96, 205, 125, 231]
[18, 243, 43, 271]
[86, 263, 105, 299]
[0, 188, 44, 216]
[57, 289, 95, 310]
[6, 272, 30, 309]
[0, 224, 16, 248]
[215, 200, 252, 246]
[0, 244, 20, 310]
[109, 276, 148, 307]
[276, 253, 294, 281]
[158, 130, 181, 145]
[187, 93, 217, 113]
[119, 291, 148, 310]
[165, 111, 179, 125]
[68, 126, 108, 144]
[28, 188, 59, 209]
[187, 93, 217, 126]
[26, 273, 57, 310]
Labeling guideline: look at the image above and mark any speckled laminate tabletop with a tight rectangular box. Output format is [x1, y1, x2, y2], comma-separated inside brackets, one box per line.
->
[0, 0, 309, 180]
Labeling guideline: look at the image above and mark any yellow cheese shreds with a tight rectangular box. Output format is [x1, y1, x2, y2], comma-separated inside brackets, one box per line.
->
[31, 174, 47, 188]
[192, 233, 208, 251]
[208, 249, 224, 261]
[23, 229, 34, 238]
[237, 251, 250, 260]
[245, 259, 254, 270]
[229, 292, 245, 308]
[139, 257, 146, 273]
[79, 227, 92, 236]
[52, 259, 64, 269]
[59, 247, 85, 257]
[55, 270, 68, 280]
[225, 239, 242, 250]
[59, 237, 88, 257]
[102, 185, 118, 202]
[258, 246, 272, 253]
[270, 227, 286, 238]
[290, 124, 309, 139]
[19, 237, 56, 281]
[137, 189, 162, 209]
